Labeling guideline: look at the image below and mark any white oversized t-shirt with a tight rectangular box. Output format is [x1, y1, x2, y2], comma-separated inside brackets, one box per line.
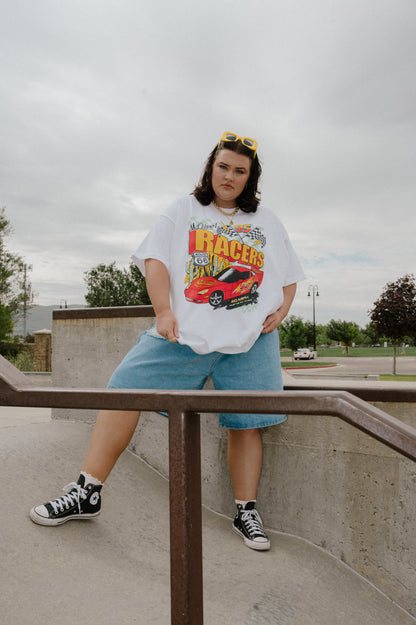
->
[133, 195, 305, 354]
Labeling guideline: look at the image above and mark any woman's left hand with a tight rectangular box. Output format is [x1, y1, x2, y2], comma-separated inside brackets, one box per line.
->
[261, 309, 286, 334]
[262, 284, 297, 334]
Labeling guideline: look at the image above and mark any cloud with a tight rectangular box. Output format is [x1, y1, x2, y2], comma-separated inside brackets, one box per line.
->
[1, 0, 415, 329]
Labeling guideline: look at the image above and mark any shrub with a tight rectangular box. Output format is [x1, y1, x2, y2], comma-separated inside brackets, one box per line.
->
[8, 350, 34, 371]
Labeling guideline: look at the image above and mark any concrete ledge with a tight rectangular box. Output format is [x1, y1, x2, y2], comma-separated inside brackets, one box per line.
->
[24, 372, 52, 387]
[53, 305, 154, 320]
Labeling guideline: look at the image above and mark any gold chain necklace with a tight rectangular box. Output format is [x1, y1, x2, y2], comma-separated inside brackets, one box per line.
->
[212, 201, 239, 225]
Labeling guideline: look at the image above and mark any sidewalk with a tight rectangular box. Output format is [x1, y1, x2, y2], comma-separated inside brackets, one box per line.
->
[1, 408, 415, 625]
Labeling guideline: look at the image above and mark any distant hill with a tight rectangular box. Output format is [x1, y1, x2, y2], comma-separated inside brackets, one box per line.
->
[13, 305, 86, 336]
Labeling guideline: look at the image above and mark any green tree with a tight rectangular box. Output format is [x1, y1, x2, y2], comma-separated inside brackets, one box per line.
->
[0, 208, 34, 333]
[361, 323, 379, 346]
[353, 329, 366, 346]
[84, 262, 151, 307]
[326, 319, 360, 355]
[280, 315, 308, 355]
[0, 303, 14, 340]
[304, 321, 328, 348]
[316, 324, 329, 347]
[369, 274, 416, 374]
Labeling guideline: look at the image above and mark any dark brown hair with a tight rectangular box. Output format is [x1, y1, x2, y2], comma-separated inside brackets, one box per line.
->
[192, 140, 262, 213]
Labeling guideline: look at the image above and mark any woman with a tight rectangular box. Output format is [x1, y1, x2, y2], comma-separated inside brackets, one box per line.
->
[30, 132, 305, 551]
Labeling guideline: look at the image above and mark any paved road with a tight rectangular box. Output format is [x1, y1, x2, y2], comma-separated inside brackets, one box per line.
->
[282, 356, 416, 376]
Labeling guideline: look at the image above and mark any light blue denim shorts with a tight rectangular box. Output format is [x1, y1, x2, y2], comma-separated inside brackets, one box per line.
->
[108, 330, 285, 430]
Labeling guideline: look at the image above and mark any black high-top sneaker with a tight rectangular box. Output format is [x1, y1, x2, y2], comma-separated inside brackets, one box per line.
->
[29, 473, 102, 526]
[232, 502, 270, 550]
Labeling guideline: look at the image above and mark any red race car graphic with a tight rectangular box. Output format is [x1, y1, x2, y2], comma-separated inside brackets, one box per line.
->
[185, 266, 264, 307]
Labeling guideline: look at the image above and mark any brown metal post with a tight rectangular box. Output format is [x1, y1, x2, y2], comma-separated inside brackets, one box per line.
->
[168, 407, 203, 625]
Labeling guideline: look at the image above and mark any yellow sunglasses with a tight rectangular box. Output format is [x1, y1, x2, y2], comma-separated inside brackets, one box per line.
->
[218, 131, 258, 157]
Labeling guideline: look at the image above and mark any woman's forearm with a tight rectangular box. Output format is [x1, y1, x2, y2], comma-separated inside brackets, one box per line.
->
[144, 258, 171, 314]
[144, 258, 179, 340]
[280, 283, 297, 318]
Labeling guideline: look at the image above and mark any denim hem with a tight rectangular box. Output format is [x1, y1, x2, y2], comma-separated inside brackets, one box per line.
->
[218, 414, 287, 429]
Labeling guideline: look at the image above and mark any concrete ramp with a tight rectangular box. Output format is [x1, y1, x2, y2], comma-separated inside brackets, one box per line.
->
[1, 409, 414, 625]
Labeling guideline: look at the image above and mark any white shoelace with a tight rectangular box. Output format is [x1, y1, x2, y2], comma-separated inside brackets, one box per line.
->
[49, 482, 87, 515]
[240, 509, 267, 539]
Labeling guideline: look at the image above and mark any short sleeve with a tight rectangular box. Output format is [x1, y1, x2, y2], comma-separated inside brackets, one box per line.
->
[283, 231, 305, 286]
[132, 214, 175, 275]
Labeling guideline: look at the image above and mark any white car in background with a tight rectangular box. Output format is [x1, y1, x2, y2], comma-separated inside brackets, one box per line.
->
[293, 348, 315, 360]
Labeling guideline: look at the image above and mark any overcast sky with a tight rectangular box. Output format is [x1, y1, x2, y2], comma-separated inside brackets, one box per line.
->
[1, 0, 415, 328]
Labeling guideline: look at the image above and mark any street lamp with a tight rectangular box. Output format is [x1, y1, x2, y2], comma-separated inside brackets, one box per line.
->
[308, 284, 319, 352]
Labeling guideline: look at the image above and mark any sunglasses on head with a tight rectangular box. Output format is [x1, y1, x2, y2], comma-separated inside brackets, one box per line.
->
[218, 132, 258, 157]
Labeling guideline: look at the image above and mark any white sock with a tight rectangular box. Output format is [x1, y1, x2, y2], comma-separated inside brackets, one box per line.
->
[81, 471, 103, 487]
[235, 499, 256, 509]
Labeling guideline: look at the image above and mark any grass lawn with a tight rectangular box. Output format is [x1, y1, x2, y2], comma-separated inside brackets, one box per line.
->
[379, 375, 416, 382]
[316, 346, 416, 358]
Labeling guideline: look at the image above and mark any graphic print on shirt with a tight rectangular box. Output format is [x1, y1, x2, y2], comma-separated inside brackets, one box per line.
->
[184, 220, 266, 310]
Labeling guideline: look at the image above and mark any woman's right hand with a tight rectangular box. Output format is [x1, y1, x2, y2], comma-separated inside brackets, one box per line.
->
[156, 309, 180, 342]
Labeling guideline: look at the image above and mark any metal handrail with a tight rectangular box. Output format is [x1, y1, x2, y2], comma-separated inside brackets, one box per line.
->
[1, 355, 416, 625]
[284, 379, 416, 403]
